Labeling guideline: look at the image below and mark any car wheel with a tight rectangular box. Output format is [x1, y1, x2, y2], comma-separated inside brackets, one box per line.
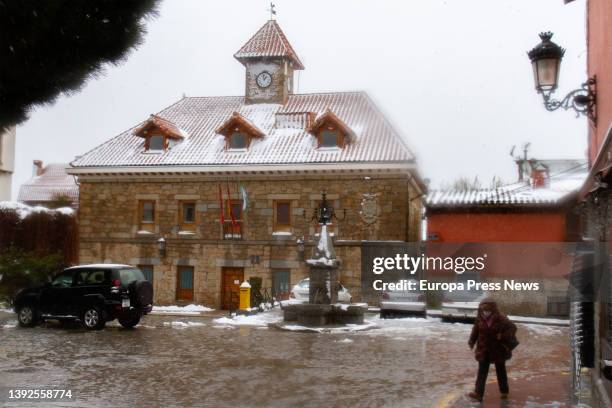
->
[118, 312, 141, 329]
[80, 306, 106, 330]
[17, 305, 38, 327]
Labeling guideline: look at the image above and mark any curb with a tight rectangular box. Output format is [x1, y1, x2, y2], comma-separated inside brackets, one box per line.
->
[426, 309, 569, 327]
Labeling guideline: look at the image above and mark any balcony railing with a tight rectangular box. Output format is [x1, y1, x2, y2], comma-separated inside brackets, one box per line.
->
[223, 221, 243, 240]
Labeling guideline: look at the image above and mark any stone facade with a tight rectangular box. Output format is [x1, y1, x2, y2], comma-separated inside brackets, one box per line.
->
[245, 60, 294, 105]
[77, 173, 423, 307]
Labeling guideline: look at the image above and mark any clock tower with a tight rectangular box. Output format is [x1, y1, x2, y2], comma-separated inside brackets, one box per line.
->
[234, 20, 304, 105]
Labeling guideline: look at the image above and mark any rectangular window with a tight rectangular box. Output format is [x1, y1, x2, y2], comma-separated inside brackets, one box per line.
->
[139, 265, 154, 283]
[179, 201, 196, 231]
[148, 134, 165, 151]
[224, 200, 243, 239]
[226, 200, 242, 221]
[320, 130, 339, 148]
[229, 132, 247, 149]
[274, 200, 291, 233]
[138, 200, 156, 232]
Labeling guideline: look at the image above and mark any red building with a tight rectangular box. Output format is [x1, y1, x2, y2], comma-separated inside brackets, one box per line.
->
[564, 0, 612, 405]
[426, 158, 585, 243]
[425, 158, 586, 317]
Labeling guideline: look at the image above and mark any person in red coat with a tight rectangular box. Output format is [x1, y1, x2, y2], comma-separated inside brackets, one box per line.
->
[467, 298, 517, 402]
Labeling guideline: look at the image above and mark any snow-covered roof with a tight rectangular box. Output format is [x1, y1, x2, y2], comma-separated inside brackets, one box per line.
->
[17, 163, 79, 204]
[234, 20, 304, 70]
[427, 161, 588, 208]
[70, 92, 416, 169]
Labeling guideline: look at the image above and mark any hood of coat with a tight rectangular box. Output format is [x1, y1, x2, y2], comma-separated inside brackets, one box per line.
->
[477, 297, 501, 320]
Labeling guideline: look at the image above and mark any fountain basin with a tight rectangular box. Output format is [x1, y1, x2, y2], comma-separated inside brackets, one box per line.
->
[283, 303, 366, 326]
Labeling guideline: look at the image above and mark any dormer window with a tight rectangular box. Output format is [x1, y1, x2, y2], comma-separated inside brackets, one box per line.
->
[229, 132, 248, 149]
[216, 112, 265, 151]
[133, 114, 188, 153]
[309, 109, 354, 150]
[148, 135, 165, 151]
[320, 130, 339, 148]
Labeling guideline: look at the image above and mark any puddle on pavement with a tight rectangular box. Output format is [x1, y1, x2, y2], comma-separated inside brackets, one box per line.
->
[0, 311, 570, 408]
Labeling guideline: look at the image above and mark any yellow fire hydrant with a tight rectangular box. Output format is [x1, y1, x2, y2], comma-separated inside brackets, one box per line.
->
[239, 280, 251, 311]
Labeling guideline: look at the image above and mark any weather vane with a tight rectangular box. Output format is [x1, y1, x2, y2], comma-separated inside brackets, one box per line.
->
[267, 2, 276, 20]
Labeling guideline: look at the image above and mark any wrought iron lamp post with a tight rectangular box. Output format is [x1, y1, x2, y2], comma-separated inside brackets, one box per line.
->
[312, 191, 346, 225]
[157, 237, 166, 258]
[296, 236, 305, 261]
[527, 32, 596, 123]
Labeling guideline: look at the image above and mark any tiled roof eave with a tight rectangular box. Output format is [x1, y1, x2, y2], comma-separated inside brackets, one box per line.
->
[68, 160, 417, 175]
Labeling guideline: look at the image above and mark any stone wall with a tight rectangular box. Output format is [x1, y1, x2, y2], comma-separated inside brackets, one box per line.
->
[77, 174, 422, 307]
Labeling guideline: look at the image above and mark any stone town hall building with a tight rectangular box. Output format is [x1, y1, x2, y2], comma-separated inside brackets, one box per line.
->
[68, 19, 425, 308]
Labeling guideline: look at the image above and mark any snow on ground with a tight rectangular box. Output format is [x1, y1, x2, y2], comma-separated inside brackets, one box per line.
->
[363, 315, 470, 338]
[281, 321, 378, 333]
[520, 323, 565, 336]
[508, 314, 569, 326]
[1, 321, 17, 328]
[163, 321, 206, 328]
[152, 304, 214, 314]
[213, 311, 282, 327]
[335, 338, 354, 344]
[0, 308, 13, 314]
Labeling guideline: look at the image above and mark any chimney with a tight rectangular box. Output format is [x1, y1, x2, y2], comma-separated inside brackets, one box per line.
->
[32, 160, 43, 176]
[531, 163, 549, 188]
[516, 159, 525, 181]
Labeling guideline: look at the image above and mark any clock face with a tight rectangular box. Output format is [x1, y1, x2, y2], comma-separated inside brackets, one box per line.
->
[256, 71, 272, 88]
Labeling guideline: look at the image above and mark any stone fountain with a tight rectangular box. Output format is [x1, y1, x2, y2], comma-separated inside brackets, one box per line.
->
[282, 193, 366, 327]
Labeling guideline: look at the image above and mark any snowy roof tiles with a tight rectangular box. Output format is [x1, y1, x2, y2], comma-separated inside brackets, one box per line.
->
[426, 162, 588, 208]
[17, 163, 79, 204]
[234, 20, 304, 69]
[70, 92, 416, 169]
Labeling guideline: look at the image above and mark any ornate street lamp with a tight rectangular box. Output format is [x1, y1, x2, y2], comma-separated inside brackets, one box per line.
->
[157, 237, 166, 258]
[527, 32, 596, 123]
[312, 191, 346, 225]
[296, 236, 305, 261]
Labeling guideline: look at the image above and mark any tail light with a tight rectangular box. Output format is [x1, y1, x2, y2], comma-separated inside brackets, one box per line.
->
[112, 279, 121, 287]
[382, 292, 390, 300]
[289, 292, 295, 299]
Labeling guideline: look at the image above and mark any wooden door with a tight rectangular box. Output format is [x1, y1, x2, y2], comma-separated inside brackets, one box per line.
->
[221, 267, 244, 310]
[176, 266, 194, 302]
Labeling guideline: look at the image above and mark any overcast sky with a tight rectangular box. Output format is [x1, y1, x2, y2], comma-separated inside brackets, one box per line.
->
[11, 0, 588, 198]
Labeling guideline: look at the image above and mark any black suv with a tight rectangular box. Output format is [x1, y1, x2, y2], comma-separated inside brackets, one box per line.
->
[13, 264, 153, 330]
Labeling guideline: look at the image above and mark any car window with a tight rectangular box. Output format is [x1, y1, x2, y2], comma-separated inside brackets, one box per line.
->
[86, 270, 106, 285]
[74, 269, 107, 286]
[119, 268, 145, 285]
[297, 279, 309, 288]
[51, 272, 73, 287]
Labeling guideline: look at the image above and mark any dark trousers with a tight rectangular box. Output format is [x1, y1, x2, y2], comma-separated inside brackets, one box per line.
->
[475, 360, 509, 396]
